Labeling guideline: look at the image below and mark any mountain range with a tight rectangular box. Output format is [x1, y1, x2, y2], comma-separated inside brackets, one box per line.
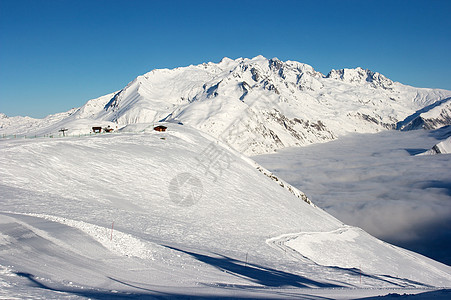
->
[2, 55, 450, 155]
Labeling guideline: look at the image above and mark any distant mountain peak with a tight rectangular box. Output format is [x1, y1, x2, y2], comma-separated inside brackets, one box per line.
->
[1, 57, 450, 155]
[326, 67, 394, 89]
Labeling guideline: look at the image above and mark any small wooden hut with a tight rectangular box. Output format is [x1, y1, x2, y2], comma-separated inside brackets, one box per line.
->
[154, 125, 167, 132]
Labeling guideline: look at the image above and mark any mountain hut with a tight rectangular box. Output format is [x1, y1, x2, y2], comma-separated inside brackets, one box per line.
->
[92, 126, 102, 133]
[154, 125, 167, 132]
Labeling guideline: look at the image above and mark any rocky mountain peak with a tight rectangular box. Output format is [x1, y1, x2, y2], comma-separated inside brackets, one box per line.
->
[327, 67, 394, 89]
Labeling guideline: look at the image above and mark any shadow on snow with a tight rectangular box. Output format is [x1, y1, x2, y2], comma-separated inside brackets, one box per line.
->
[14, 246, 433, 299]
[164, 245, 341, 289]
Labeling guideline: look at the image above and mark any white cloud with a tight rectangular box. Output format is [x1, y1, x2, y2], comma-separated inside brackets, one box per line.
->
[255, 129, 451, 264]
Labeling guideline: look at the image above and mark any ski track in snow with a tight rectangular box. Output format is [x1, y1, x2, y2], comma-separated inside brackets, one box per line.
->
[267, 226, 451, 287]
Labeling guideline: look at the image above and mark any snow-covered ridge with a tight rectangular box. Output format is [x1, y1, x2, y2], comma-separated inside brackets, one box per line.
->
[2, 56, 451, 155]
[326, 67, 394, 89]
[398, 97, 451, 130]
[419, 135, 451, 155]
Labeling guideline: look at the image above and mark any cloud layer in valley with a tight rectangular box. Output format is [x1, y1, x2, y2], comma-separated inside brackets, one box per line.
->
[254, 127, 451, 265]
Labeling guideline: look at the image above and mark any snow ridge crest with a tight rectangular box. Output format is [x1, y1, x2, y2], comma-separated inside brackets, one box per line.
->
[326, 67, 394, 89]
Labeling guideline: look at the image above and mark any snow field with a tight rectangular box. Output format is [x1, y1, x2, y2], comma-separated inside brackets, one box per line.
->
[1, 122, 450, 298]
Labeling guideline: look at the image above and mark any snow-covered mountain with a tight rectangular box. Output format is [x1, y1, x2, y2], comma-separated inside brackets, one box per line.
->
[1, 124, 450, 298]
[397, 97, 451, 131]
[2, 56, 450, 155]
[420, 136, 451, 155]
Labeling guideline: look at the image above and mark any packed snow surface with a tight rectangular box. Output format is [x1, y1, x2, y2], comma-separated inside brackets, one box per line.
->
[1, 124, 450, 298]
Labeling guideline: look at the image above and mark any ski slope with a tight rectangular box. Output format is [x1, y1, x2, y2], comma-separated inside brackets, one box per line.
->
[1, 124, 450, 298]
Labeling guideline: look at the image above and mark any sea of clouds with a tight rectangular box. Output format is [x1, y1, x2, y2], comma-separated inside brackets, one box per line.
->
[254, 127, 451, 265]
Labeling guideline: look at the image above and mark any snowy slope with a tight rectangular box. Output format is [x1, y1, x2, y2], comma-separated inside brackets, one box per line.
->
[1, 125, 450, 298]
[420, 136, 451, 155]
[0, 92, 119, 137]
[398, 98, 451, 131]
[2, 56, 450, 155]
[0, 110, 78, 136]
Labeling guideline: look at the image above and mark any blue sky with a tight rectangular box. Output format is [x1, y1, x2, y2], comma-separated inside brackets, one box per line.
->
[1, 0, 450, 118]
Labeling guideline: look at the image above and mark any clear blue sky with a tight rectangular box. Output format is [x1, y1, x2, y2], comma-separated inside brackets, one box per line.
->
[1, 0, 450, 118]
